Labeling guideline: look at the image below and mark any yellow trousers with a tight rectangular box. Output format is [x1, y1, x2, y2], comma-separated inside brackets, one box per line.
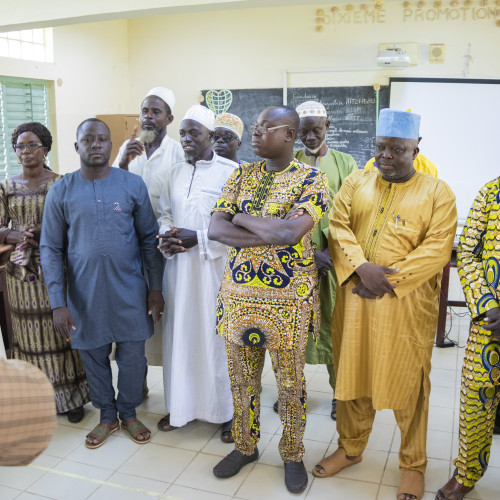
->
[453, 324, 500, 487]
[337, 371, 429, 474]
[225, 340, 307, 463]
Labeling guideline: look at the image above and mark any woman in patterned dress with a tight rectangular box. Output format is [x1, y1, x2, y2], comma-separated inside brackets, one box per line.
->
[0, 122, 90, 422]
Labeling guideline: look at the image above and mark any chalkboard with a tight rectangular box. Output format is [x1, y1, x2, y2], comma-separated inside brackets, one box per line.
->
[202, 86, 389, 166]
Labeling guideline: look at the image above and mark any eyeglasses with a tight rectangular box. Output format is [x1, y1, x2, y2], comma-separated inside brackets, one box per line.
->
[213, 133, 237, 143]
[250, 124, 291, 135]
[14, 142, 44, 152]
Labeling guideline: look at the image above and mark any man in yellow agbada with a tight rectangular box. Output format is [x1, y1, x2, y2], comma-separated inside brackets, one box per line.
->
[314, 109, 457, 500]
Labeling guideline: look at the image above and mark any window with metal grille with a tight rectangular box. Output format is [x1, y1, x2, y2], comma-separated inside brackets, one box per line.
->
[0, 77, 51, 182]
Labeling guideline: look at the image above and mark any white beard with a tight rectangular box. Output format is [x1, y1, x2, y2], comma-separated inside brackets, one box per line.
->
[306, 139, 326, 155]
[138, 129, 157, 144]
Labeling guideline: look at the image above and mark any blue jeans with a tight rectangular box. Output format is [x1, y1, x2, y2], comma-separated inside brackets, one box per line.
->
[79, 341, 146, 423]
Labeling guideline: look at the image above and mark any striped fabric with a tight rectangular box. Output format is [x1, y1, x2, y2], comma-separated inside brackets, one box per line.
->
[0, 358, 56, 466]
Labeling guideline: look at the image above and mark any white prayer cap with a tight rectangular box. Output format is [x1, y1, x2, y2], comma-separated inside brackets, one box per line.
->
[296, 101, 327, 118]
[143, 87, 176, 112]
[183, 105, 215, 131]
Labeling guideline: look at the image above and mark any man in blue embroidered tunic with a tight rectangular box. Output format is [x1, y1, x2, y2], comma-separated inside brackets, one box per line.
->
[40, 118, 164, 449]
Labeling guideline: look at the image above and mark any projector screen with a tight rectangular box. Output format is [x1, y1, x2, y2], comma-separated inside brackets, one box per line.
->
[389, 78, 500, 223]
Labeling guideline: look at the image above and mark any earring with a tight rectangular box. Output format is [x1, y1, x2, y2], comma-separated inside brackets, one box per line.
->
[17, 158, 21, 164]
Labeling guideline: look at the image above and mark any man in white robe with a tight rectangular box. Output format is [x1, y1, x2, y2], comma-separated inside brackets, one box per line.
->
[156, 105, 236, 440]
[113, 87, 184, 370]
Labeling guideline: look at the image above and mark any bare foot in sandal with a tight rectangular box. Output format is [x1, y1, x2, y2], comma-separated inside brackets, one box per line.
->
[121, 418, 151, 444]
[435, 476, 474, 500]
[398, 470, 424, 500]
[85, 421, 119, 449]
[312, 448, 361, 478]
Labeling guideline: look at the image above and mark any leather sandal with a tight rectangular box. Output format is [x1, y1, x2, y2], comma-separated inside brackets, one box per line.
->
[85, 421, 119, 449]
[435, 475, 474, 500]
[331, 398, 337, 421]
[157, 414, 178, 432]
[121, 418, 151, 444]
[398, 470, 424, 500]
[312, 448, 362, 478]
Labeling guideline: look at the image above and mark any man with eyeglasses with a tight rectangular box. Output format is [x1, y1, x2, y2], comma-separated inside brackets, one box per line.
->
[212, 113, 243, 164]
[40, 118, 164, 449]
[208, 105, 329, 493]
[155, 105, 237, 442]
[273, 100, 357, 421]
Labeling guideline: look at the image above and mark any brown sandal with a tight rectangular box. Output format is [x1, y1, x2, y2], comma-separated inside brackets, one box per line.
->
[312, 448, 362, 478]
[435, 475, 474, 500]
[397, 470, 424, 500]
[121, 418, 151, 444]
[85, 421, 119, 449]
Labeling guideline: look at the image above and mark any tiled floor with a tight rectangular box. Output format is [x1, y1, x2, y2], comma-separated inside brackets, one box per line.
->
[1, 269, 499, 499]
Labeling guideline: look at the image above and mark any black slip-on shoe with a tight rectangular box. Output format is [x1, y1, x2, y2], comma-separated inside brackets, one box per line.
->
[284, 460, 308, 493]
[213, 449, 259, 478]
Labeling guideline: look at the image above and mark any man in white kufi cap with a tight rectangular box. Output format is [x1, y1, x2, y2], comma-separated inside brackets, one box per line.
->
[113, 87, 184, 374]
[114, 87, 184, 218]
[283, 101, 358, 422]
[313, 109, 457, 500]
[156, 104, 237, 440]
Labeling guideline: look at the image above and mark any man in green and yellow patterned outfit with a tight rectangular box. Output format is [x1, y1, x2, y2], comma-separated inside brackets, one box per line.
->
[437, 178, 500, 500]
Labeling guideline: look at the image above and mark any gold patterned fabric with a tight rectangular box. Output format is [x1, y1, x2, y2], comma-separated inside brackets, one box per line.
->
[213, 160, 329, 351]
[453, 177, 500, 487]
[0, 178, 90, 413]
[329, 169, 457, 410]
[225, 340, 307, 462]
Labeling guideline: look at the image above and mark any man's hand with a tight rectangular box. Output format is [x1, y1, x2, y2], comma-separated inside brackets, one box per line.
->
[484, 307, 500, 338]
[53, 307, 76, 341]
[157, 227, 198, 256]
[352, 281, 379, 299]
[314, 249, 333, 278]
[158, 228, 183, 256]
[148, 290, 164, 324]
[284, 205, 305, 220]
[356, 262, 399, 296]
[118, 126, 144, 169]
[172, 228, 198, 249]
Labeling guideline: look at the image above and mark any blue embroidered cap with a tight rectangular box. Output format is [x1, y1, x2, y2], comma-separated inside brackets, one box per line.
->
[377, 108, 420, 140]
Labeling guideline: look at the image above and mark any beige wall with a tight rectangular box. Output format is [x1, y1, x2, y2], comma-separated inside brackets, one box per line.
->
[126, 3, 500, 120]
[1, 20, 129, 174]
[2, 3, 500, 172]
[52, 21, 130, 172]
